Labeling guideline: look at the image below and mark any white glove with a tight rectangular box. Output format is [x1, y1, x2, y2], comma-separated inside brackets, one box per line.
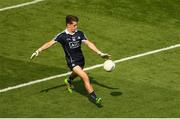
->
[98, 51, 111, 59]
[30, 50, 40, 60]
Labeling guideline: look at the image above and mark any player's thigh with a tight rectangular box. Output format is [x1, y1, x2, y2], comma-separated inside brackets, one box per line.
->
[72, 66, 89, 81]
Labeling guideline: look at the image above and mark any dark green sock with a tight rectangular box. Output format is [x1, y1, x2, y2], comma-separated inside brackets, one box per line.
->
[89, 91, 97, 101]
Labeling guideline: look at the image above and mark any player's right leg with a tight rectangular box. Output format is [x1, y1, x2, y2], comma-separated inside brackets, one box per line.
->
[72, 65, 102, 105]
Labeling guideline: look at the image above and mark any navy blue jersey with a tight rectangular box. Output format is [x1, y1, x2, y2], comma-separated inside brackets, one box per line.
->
[53, 29, 87, 68]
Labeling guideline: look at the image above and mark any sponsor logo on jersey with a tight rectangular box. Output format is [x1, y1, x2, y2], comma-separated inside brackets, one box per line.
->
[69, 41, 80, 49]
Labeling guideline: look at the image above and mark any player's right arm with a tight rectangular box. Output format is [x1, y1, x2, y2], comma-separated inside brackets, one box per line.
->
[83, 40, 111, 59]
[30, 40, 57, 60]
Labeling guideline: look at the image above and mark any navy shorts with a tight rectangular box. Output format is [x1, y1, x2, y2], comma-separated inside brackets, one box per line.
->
[67, 60, 85, 71]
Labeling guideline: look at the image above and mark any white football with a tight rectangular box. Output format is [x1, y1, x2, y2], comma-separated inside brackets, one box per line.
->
[103, 60, 115, 72]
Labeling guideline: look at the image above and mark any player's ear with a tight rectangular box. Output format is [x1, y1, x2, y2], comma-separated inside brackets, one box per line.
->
[66, 23, 69, 27]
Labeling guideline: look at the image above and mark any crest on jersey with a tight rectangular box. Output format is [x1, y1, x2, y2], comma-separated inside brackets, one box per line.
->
[77, 36, 81, 39]
[72, 37, 76, 41]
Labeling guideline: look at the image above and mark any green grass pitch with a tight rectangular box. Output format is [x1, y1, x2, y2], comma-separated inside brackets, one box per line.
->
[0, 0, 180, 117]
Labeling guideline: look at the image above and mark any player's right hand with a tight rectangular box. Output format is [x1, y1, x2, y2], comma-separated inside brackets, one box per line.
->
[30, 50, 39, 60]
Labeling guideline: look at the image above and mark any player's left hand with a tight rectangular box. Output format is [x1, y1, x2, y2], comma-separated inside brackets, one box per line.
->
[99, 52, 111, 59]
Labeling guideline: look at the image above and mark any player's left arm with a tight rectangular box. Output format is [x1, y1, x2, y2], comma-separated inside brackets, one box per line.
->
[83, 40, 111, 59]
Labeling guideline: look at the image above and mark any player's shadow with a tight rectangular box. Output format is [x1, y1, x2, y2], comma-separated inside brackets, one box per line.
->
[89, 76, 119, 90]
[40, 76, 122, 107]
[40, 76, 119, 94]
[40, 84, 66, 93]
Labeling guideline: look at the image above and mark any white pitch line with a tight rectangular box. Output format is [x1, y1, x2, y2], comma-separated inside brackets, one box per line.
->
[0, 0, 45, 12]
[0, 44, 180, 93]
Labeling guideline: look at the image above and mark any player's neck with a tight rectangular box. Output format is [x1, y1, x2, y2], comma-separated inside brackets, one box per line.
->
[65, 28, 77, 35]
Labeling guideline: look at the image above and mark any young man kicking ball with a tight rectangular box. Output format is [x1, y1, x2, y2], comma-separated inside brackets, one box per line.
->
[30, 15, 110, 105]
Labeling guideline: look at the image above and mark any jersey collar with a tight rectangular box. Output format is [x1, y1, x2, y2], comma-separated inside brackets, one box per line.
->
[65, 29, 78, 35]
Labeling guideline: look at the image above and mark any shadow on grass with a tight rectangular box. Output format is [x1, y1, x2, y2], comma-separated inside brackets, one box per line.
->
[0, 55, 67, 89]
[110, 91, 122, 96]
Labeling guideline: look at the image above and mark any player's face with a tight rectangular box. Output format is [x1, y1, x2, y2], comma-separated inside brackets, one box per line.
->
[67, 21, 78, 33]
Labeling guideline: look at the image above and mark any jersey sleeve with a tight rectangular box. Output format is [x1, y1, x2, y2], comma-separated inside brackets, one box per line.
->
[53, 33, 63, 43]
[80, 31, 88, 41]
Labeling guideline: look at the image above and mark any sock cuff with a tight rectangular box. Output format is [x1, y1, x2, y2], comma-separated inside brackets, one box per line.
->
[89, 91, 97, 100]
